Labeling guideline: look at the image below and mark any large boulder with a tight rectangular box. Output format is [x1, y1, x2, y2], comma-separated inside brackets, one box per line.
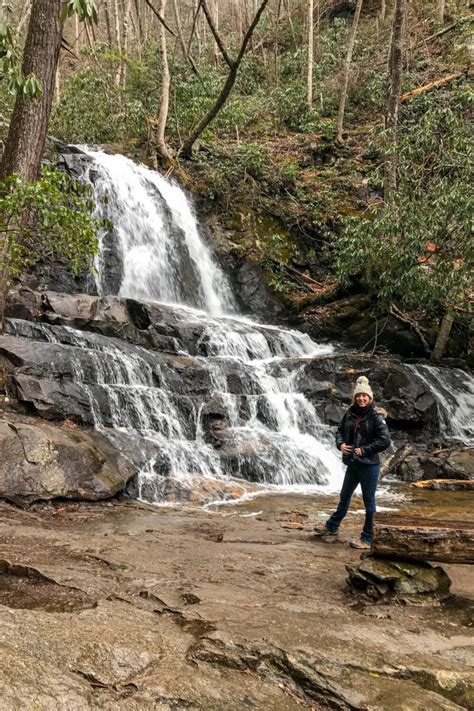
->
[393, 446, 474, 483]
[0, 418, 136, 504]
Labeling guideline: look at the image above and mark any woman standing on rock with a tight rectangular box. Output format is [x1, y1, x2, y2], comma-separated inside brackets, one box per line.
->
[315, 376, 391, 549]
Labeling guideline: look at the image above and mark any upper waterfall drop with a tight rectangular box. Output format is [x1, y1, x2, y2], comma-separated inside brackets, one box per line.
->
[81, 148, 236, 316]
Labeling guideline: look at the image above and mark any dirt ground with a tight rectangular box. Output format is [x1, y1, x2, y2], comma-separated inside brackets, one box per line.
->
[0, 485, 473, 710]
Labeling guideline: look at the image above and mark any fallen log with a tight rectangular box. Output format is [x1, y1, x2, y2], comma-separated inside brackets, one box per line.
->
[372, 514, 474, 564]
[412, 479, 474, 491]
[400, 71, 463, 102]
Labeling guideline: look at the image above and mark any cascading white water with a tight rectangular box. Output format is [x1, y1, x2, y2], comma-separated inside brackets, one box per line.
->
[81, 149, 235, 315]
[74, 149, 347, 500]
[409, 364, 474, 446]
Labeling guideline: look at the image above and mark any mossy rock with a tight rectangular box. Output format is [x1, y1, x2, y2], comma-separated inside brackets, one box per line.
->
[346, 556, 451, 603]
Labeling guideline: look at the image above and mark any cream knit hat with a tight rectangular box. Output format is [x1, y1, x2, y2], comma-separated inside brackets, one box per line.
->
[353, 376, 374, 402]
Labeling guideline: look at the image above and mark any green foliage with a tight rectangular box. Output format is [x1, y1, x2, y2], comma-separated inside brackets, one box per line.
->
[0, 168, 100, 286]
[51, 65, 124, 143]
[169, 59, 266, 140]
[0, 13, 41, 98]
[335, 83, 473, 317]
[259, 232, 301, 293]
[60, 0, 98, 24]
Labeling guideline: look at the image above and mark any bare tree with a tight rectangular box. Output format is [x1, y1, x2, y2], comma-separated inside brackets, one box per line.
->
[385, 0, 407, 195]
[113, 0, 122, 85]
[103, 0, 114, 46]
[121, 0, 134, 86]
[156, 0, 172, 160]
[171, 0, 199, 73]
[15, 0, 33, 37]
[437, 0, 445, 24]
[336, 0, 364, 143]
[307, 0, 314, 110]
[181, 0, 270, 158]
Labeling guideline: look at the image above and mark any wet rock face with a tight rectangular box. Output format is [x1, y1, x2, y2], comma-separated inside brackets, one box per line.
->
[0, 286, 469, 502]
[296, 353, 438, 433]
[346, 557, 452, 602]
[231, 261, 286, 320]
[301, 295, 431, 359]
[394, 447, 474, 482]
[0, 419, 135, 504]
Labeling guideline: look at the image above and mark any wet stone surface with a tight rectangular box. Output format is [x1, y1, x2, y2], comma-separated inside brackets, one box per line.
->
[0, 489, 473, 710]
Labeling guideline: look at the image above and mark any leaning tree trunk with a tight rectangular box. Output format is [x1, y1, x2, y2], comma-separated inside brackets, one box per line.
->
[336, 0, 363, 143]
[385, 0, 407, 196]
[0, 0, 63, 182]
[431, 311, 455, 362]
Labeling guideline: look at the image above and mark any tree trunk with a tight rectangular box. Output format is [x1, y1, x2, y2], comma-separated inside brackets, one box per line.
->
[0, 0, 63, 182]
[307, 0, 314, 110]
[431, 311, 455, 362]
[235, 0, 243, 39]
[437, 0, 445, 24]
[181, 0, 269, 158]
[385, 0, 407, 196]
[171, 0, 198, 74]
[133, 0, 144, 53]
[372, 514, 474, 564]
[156, 0, 171, 160]
[16, 0, 33, 37]
[336, 0, 363, 143]
[212, 0, 219, 65]
[113, 0, 122, 86]
[103, 0, 114, 47]
[380, 0, 385, 22]
[75, 12, 81, 50]
[121, 0, 134, 86]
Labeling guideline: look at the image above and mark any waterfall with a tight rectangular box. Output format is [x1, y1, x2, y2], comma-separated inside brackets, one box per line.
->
[67, 148, 346, 501]
[409, 364, 474, 446]
[81, 149, 235, 315]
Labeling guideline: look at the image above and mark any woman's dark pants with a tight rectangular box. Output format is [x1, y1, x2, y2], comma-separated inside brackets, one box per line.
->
[325, 461, 380, 543]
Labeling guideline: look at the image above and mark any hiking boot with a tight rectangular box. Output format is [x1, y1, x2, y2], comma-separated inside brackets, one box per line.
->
[350, 538, 371, 550]
[313, 524, 339, 542]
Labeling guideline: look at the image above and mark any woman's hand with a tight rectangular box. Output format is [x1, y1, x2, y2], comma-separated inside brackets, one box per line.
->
[354, 448, 362, 456]
[340, 444, 352, 454]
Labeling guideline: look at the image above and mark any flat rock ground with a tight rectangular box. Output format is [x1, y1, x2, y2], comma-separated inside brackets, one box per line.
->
[0, 485, 473, 710]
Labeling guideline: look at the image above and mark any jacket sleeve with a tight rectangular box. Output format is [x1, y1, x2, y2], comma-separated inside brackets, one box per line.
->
[361, 413, 391, 456]
[335, 414, 346, 451]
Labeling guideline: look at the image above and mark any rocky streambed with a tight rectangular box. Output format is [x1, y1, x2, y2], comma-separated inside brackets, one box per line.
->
[1, 489, 473, 710]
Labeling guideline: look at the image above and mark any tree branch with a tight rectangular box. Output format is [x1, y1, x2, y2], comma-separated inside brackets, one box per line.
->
[236, 0, 270, 64]
[143, 0, 176, 36]
[389, 303, 431, 356]
[200, 0, 234, 69]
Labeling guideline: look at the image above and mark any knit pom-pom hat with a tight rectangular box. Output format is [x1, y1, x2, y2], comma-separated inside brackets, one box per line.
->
[353, 376, 374, 402]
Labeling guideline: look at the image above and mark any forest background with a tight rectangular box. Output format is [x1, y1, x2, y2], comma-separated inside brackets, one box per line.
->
[0, 0, 472, 361]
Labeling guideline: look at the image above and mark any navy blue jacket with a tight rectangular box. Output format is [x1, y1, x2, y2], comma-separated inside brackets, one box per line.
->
[336, 403, 391, 466]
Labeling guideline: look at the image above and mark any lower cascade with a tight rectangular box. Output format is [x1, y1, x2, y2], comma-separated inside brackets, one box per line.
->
[5, 149, 473, 504]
